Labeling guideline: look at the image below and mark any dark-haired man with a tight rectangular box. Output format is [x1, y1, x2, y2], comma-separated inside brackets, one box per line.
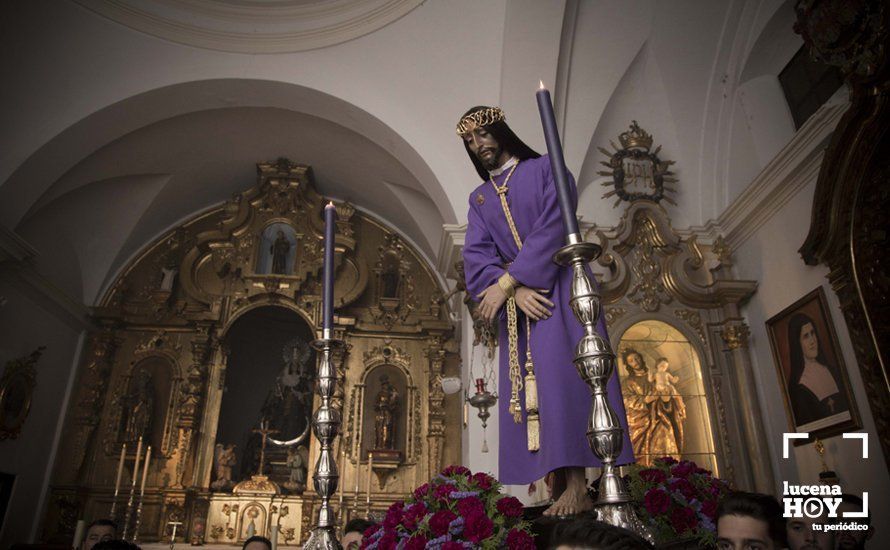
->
[835, 494, 872, 549]
[549, 513, 652, 549]
[342, 518, 375, 550]
[716, 491, 786, 550]
[459, 106, 633, 516]
[242, 535, 272, 550]
[83, 519, 117, 550]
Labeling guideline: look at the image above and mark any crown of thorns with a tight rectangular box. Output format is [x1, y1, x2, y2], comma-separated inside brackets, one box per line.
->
[456, 107, 505, 136]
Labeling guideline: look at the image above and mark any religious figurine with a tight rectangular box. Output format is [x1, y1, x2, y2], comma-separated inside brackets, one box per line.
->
[373, 375, 399, 449]
[259, 339, 313, 442]
[123, 370, 154, 443]
[159, 265, 178, 292]
[381, 256, 400, 298]
[284, 445, 308, 493]
[270, 230, 291, 274]
[619, 350, 685, 465]
[459, 105, 634, 516]
[211, 443, 237, 491]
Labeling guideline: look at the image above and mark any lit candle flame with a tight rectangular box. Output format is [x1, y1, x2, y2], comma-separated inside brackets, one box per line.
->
[326, 201, 335, 208]
[539, 80, 546, 90]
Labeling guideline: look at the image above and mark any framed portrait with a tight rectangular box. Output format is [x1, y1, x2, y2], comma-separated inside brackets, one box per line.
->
[766, 287, 860, 442]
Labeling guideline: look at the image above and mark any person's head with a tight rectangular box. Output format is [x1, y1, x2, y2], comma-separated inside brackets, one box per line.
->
[91, 541, 139, 550]
[622, 349, 648, 377]
[276, 230, 284, 238]
[342, 518, 375, 550]
[242, 536, 272, 550]
[83, 519, 117, 550]
[787, 313, 828, 383]
[456, 106, 540, 179]
[834, 494, 872, 549]
[716, 491, 786, 550]
[656, 358, 670, 372]
[549, 515, 652, 549]
[787, 513, 834, 550]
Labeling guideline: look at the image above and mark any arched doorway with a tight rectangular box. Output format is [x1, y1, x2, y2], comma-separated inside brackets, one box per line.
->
[215, 306, 315, 490]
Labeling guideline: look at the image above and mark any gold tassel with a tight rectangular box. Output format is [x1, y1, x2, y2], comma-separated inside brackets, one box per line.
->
[526, 412, 540, 452]
[525, 356, 540, 452]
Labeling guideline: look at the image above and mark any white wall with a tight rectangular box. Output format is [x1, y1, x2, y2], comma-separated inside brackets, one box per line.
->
[733, 157, 889, 547]
[0, 278, 83, 548]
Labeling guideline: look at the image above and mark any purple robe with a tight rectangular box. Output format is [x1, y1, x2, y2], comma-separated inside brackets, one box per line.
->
[463, 155, 634, 484]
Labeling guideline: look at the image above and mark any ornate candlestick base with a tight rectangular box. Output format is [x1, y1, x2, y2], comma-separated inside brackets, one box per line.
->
[303, 337, 346, 550]
[554, 235, 654, 543]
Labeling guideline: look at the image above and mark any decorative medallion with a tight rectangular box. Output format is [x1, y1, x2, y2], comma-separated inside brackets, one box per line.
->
[599, 121, 677, 208]
[475, 194, 485, 205]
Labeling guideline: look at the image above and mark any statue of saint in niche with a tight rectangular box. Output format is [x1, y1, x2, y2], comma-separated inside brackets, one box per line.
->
[374, 375, 399, 449]
[284, 445, 309, 493]
[270, 230, 291, 275]
[211, 443, 237, 491]
[620, 350, 686, 465]
[123, 370, 154, 443]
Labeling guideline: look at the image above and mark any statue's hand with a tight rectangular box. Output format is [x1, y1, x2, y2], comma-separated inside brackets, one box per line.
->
[477, 282, 508, 322]
[515, 287, 554, 321]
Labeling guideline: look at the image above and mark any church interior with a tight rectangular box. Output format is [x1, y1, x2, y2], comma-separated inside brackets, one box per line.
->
[0, 1, 887, 548]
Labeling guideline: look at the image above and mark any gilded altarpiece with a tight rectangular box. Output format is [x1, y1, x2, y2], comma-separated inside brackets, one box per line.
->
[589, 200, 774, 493]
[42, 159, 460, 545]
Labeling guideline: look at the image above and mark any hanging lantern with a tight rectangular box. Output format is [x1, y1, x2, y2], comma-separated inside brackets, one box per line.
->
[467, 378, 497, 453]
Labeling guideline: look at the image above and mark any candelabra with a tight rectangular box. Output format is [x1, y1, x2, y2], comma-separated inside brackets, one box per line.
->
[554, 234, 653, 543]
[303, 336, 345, 550]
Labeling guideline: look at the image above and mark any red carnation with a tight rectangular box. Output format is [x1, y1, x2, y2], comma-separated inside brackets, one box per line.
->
[404, 534, 427, 550]
[670, 506, 699, 533]
[639, 468, 667, 483]
[671, 461, 697, 479]
[383, 502, 404, 529]
[441, 543, 464, 550]
[506, 529, 535, 550]
[668, 478, 696, 501]
[700, 499, 718, 521]
[496, 496, 524, 518]
[434, 483, 453, 501]
[457, 495, 485, 517]
[377, 530, 398, 550]
[644, 488, 670, 515]
[429, 509, 457, 537]
[471, 471, 494, 490]
[442, 465, 471, 477]
[464, 510, 494, 543]
[413, 483, 430, 500]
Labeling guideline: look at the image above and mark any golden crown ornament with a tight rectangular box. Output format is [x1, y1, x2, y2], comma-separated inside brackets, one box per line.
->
[598, 120, 677, 208]
[456, 107, 506, 136]
[618, 120, 654, 150]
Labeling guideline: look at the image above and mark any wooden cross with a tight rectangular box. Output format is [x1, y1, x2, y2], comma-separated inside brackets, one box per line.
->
[252, 419, 279, 476]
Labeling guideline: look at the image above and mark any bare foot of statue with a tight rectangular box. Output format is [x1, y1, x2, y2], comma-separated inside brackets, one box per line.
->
[542, 467, 593, 517]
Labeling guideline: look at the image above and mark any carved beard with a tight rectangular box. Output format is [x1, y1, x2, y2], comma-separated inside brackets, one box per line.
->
[476, 142, 504, 171]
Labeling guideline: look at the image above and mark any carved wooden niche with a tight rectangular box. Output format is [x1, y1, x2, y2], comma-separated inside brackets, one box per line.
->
[346, 343, 421, 488]
[105, 348, 180, 457]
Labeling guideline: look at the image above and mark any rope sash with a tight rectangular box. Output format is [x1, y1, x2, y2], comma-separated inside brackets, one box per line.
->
[490, 162, 540, 452]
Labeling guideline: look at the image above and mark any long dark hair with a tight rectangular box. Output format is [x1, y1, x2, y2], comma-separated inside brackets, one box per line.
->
[460, 106, 541, 180]
[787, 313, 830, 385]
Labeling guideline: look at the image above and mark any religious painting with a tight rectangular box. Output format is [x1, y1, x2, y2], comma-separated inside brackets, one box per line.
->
[766, 287, 860, 441]
[119, 357, 174, 451]
[616, 320, 718, 473]
[0, 347, 42, 441]
[256, 222, 298, 275]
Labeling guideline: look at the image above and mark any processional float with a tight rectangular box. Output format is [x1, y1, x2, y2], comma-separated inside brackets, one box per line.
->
[302, 86, 654, 548]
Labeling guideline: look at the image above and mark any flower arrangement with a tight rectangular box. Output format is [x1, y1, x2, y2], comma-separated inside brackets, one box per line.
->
[624, 457, 730, 546]
[361, 465, 535, 550]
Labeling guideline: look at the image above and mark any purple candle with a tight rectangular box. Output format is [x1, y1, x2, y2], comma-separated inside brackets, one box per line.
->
[323, 202, 337, 334]
[536, 81, 581, 237]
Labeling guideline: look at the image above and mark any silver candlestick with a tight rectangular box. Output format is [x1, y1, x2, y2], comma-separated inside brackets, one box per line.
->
[303, 336, 345, 550]
[554, 233, 653, 543]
